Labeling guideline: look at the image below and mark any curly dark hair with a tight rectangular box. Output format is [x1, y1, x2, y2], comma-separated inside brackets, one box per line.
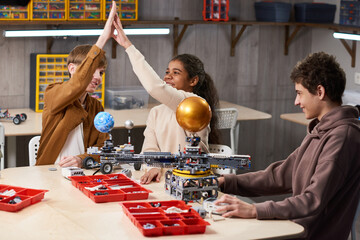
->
[172, 54, 221, 144]
[290, 52, 346, 104]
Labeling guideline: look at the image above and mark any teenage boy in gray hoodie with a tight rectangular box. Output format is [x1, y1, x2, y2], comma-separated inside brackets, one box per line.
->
[216, 52, 360, 240]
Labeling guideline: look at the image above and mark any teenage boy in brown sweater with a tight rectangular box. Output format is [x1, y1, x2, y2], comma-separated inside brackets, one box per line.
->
[36, 2, 118, 167]
[216, 52, 360, 240]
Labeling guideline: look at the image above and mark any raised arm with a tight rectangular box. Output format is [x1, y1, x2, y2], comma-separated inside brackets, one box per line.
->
[112, 11, 133, 49]
[96, 1, 117, 49]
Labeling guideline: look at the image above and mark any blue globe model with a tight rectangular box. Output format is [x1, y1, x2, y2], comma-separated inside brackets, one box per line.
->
[94, 112, 114, 133]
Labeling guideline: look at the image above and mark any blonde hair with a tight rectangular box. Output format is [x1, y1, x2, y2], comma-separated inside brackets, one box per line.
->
[67, 44, 107, 70]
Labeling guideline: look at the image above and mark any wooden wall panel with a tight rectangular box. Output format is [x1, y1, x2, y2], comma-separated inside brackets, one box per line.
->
[1, 0, 313, 170]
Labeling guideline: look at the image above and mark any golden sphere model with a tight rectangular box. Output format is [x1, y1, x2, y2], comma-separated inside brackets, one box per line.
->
[176, 96, 212, 133]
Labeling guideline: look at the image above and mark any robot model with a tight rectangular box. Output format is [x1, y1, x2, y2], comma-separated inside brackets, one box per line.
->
[84, 97, 251, 202]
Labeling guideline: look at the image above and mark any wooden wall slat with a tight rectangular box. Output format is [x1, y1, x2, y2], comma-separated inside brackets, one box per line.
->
[1, 0, 313, 170]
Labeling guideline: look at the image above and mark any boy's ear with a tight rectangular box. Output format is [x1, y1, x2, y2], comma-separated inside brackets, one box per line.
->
[190, 76, 199, 87]
[317, 85, 326, 100]
[68, 63, 77, 75]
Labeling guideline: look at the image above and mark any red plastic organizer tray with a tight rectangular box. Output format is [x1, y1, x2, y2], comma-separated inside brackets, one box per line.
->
[121, 200, 210, 237]
[0, 184, 48, 212]
[69, 173, 152, 203]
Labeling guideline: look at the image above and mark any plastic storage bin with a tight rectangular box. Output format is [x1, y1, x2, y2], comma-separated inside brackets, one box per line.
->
[69, 173, 152, 203]
[203, 0, 229, 21]
[254, 2, 291, 22]
[121, 200, 210, 236]
[105, 86, 149, 110]
[340, 1, 360, 27]
[294, 3, 336, 23]
[0, 4, 30, 20]
[67, 0, 103, 21]
[0, 184, 48, 212]
[104, 0, 138, 21]
[31, 0, 66, 20]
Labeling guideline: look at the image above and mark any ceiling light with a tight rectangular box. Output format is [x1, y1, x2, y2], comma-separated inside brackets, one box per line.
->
[333, 32, 360, 41]
[3, 28, 170, 37]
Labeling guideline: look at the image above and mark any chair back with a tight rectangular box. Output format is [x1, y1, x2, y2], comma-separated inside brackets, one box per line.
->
[28, 136, 41, 166]
[215, 108, 239, 153]
[0, 123, 4, 170]
[209, 144, 235, 175]
[208, 144, 233, 155]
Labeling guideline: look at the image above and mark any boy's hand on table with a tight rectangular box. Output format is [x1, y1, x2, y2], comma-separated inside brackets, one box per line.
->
[214, 194, 257, 219]
[217, 176, 225, 187]
[140, 168, 161, 184]
[59, 156, 82, 168]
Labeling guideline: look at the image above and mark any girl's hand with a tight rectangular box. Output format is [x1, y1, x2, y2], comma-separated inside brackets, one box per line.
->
[140, 168, 161, 184]
[112, 13, 132, 49]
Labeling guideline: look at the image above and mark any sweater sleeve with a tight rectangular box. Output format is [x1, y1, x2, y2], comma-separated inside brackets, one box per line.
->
[45, 45, 105, 115]
[141, 108, 161, 153]
[125, 45, 197, 111]
[221, 148, 298, 197]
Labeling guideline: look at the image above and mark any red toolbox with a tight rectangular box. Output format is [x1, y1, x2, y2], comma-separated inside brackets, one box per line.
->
[0, 184, 48, 212]
[69, 173, 152, 203]
[121, 200, 210, 236]
[203, 0, 229, 21]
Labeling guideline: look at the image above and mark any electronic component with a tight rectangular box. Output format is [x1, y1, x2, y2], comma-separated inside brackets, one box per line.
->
[203, 198, 228, 215]
[61, 167, 85, 180]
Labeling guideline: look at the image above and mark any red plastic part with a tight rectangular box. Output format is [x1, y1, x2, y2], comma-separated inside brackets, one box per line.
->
[69, 173, 152, 203]
[203, 0, 229, 21]
[0, 184, 48, 212]
[120, 200, 210, 236]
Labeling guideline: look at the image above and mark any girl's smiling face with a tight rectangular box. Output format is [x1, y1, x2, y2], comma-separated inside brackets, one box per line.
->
[164, 60, 197, 92]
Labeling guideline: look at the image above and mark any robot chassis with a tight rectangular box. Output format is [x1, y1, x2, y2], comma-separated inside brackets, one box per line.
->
[0, 109, 27, 125]
[84, 127, 251, 203]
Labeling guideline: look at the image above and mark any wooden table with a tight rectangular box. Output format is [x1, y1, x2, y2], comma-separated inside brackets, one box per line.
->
[3, 101, 271, 136]
[0, 165, 304, 240]
[2, 101, 271, 168]
[280, 113, 311, 126]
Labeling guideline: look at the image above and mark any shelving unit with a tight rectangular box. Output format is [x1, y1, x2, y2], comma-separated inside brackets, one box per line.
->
[1, 20, 359, 67]
[0, 4, 29, 20]
[30, 0, 66, 21]
[30, 53, 105, 112]
[67, 0, 103, 21]
[104, 0, 138, 21]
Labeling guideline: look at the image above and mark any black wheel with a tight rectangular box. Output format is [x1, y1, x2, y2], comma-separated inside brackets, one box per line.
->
[20, 113, 27, 121]
[83, 156, 95, 169]
[134, 162, 142, 171]
[100, 162, 113, 174]
[13, 116, 21, 125]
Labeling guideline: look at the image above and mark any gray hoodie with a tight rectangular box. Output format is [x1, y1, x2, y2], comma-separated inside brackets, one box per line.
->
[221, 105, 360, 239]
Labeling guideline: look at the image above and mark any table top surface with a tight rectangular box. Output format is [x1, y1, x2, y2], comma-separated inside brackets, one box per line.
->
[2, 100, 271, 137]
[280, 112, 311, 126]
[0, 165, 303, 240]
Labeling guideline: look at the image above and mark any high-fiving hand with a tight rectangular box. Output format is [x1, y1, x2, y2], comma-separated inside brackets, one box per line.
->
[112, 10, 133, 49]
[96, 1, 117, 49]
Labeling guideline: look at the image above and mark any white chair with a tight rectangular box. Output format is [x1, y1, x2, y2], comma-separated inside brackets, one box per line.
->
[0, 123, 4, 170]
[209, 144, 233, 155]
[209, 143, 235, 175]
[215, 108, 239, 154]
[352, 199, 360, 240]
[28, 136, 41, 166]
